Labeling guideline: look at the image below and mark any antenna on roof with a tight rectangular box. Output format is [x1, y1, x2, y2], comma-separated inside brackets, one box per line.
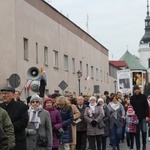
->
[147, 0, 149, 16]
[86, 14, 89, 33]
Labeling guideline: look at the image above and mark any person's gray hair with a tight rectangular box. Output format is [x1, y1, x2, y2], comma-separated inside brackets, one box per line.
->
[89, 96, 96, 101]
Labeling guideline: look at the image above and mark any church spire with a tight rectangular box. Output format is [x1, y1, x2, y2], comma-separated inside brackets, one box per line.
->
[147, 0, 149, 16]
[140, 0, 150, 44]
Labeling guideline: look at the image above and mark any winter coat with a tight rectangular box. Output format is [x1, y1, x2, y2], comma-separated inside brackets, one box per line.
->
[70, 104, 80, 145]
[0, 123, 8, 150]
[101, 103, 110, 137]
[125, 114, 139, 133]
[107, 102, 125, 129]
[26, 108, 53, 150]
[45, 107, 62, 148]
[84, 105, 104, 136]
[57, 106, 73, 144]
[0, 107, 15, 149]
[0, 99, 28, 150]
[130, 93, 149, 120]
[76, 105, 87, 131]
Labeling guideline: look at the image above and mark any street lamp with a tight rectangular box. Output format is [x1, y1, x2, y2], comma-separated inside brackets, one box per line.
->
[114, 80, 117, 93]
[77, 70, 82, 96]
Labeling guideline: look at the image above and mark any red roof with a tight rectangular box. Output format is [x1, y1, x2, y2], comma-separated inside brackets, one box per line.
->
[109, 60, 128, 70]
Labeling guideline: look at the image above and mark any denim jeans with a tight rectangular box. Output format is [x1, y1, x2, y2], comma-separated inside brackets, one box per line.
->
[110, 123, 122, 148]
[135, 119, 147, 150]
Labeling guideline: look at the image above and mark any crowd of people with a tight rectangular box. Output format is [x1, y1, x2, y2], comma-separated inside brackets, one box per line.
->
[0, 85, 150, 150]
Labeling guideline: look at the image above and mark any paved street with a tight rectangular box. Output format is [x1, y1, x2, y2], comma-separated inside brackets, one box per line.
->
[85, 138, 150, 150]
[106, 139, 150, 150]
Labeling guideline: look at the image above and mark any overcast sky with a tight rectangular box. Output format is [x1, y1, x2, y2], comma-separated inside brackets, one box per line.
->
[45, 0, 147, 60]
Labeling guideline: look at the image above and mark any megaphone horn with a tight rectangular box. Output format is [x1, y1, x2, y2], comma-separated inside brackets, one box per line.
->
[30, 80, 40, 92]
[27, 67, 40, 80]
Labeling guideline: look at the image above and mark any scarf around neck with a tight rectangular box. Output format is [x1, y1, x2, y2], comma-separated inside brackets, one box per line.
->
[109, 102, 120, 119]
[29, 105, 43, 129]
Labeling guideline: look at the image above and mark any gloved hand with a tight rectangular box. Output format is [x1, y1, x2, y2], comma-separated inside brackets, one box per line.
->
[91, 120, 97, 127]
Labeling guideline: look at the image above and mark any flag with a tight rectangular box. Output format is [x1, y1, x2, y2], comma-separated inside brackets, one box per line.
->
[85, 76, 90, 80]
[25, 79, 32, 90]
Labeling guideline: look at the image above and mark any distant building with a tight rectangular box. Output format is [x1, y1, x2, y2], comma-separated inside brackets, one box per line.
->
[120, 50, 146, 93]
[0, 0, 110, 97]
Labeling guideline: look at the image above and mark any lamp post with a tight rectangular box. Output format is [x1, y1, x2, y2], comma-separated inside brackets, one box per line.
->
[77, 70, 82, 96]
[114, 80, 117, 93]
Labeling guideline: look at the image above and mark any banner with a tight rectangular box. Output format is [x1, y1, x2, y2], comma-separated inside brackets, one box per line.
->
[132, 72, 142, 86]
[117, 70, 132, 94]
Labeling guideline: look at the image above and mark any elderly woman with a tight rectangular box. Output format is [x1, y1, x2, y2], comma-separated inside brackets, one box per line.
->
[84, 96, 104, 150]
[97, 98, 110, 150]
[54, 96, 73, 150]
[43, 97, 63, 150]
[26, 94, 53, 150]
[107, 94, 125, 150]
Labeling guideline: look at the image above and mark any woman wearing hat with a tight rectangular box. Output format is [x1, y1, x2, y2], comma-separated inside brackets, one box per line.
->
[97, 98, 110, 150]
[26, 94, 53, 150]
[43, 97, 63, 150]
[125, 105, 139, 150]
[84, 96, 104, 150]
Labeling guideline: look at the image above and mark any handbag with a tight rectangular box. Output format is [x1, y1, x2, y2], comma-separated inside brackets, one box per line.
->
[37, 133, 48, 147]
[55, 128, 64, 139]
[98, 121, 106, 129]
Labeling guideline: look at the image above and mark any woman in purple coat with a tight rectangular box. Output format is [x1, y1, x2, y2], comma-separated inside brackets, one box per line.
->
[44, 97, 63, 150]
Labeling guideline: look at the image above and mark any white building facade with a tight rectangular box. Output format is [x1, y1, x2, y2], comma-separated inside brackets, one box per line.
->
[139, 1, 150, 82]
[0, 0, 112, 98]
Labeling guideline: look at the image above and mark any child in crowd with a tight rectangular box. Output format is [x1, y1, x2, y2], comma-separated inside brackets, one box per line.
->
[125, 106, 139, 150]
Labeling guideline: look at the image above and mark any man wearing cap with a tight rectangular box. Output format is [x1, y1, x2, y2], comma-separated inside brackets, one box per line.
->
[130, 85, 149, 150]
[0, 87, 29, 150]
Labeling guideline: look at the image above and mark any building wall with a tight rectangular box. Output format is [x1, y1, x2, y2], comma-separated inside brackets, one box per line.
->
[139, 44, 150, 69]
[0, 0, 109, 98]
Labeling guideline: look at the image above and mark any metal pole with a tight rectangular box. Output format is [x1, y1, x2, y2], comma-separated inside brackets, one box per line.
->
[78, 78, 80, 96]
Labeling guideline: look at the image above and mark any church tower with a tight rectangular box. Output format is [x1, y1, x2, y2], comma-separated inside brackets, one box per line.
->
[139, 0, 150, 81]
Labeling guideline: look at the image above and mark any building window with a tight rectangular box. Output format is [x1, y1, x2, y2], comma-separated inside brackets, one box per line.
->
[80, 61, 82, 72]
[23, 38, 28, 60]
[36, 43, 38, 63]
[72, 58, 75, 74]
[96, 68, 99, 80]
[91, 66, 94, 79]
[148, 58, 150, 68]
[86, 64, 89, 77]
[53, 50, 58, 68]
[44, 46, 48, 65]
[107, 72, 109, 83]
[64, 55, 68, 71]
[100, 70, 103, 82]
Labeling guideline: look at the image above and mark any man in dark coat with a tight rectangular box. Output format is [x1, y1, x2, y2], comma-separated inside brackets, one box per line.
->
[0, 126, 8, 150]
[0, 87, 29, 150]
[76, 96, 87, 150]
[130, 85, 149, 150]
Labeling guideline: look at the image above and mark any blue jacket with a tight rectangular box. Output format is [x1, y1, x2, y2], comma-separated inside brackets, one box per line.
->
[58, 107, 73, 144]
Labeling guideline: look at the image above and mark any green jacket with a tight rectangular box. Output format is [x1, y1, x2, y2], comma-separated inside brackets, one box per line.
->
[0, 107, 15, 149]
